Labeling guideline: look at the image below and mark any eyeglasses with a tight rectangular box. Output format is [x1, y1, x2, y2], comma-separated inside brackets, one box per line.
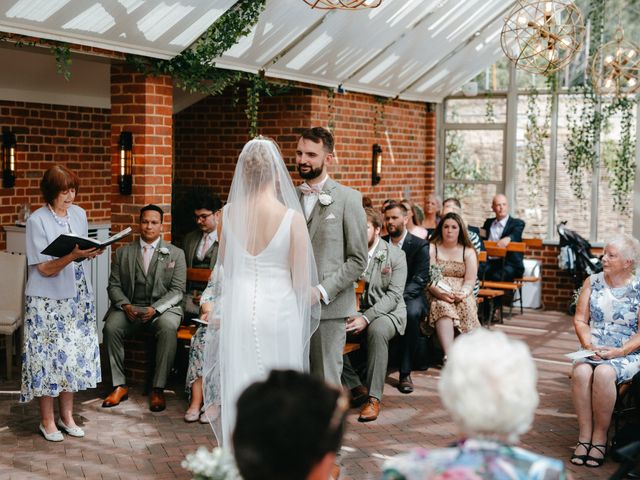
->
[194, 212, 214, 221]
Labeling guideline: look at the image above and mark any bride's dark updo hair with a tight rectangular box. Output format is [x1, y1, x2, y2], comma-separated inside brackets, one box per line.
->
[241, 136, 282, 186]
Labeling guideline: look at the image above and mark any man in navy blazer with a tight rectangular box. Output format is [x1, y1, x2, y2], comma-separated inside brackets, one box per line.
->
[382, 202, 429, 394]
[481, 194, 525, 281]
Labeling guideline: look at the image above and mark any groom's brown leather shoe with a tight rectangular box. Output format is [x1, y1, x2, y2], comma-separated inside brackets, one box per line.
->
[102, 385, 128, 408]
[150, 388, 166, 412]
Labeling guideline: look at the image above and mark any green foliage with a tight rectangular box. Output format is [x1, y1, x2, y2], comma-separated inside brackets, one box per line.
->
[126, 0, 266, 96]
[444, 109, 491, 199]
[0, 33, 72, 81]
[562, 0, 637, 214]
[523, 89, 550, 201]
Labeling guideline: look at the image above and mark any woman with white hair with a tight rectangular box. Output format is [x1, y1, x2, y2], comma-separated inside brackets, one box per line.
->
[382, 329, 567, 478]
[570, 234, 640, 468]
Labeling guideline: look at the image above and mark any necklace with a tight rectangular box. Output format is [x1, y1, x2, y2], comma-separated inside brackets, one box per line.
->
[47, 204, 70, 228]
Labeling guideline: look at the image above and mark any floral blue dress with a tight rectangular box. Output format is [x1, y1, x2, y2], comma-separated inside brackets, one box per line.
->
[382, 440, 567, 480]
[575, 272, 640, 384]
[20, 263, 101, 402]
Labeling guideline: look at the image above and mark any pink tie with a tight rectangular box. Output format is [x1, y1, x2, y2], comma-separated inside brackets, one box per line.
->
[299, 183, 321, 196]
[200, 234, 210, 260]
[143, 245, 152, 274]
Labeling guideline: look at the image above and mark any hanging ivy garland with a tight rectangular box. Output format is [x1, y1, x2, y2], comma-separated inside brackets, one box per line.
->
[562, 0, 637, 213]
[524, 88, 550, 201]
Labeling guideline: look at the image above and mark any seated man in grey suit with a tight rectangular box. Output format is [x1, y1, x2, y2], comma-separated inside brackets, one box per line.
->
[102, 204, 187, 412]
[181, 192, 222, 316]
[342, 208, 407, 422]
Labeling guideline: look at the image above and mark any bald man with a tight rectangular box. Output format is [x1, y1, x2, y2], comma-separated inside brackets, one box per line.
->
[480, 194, 525, 282]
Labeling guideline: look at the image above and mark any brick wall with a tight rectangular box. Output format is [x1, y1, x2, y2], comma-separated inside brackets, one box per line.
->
[173, 83, 435, 239]
[0, 101, 111, 249]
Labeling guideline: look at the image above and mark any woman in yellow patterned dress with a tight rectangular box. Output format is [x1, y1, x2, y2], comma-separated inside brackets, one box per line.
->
[425, 212, 480, 358]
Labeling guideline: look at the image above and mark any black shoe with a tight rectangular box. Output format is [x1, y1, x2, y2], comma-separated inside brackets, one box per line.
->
[398, 374, 413, 394]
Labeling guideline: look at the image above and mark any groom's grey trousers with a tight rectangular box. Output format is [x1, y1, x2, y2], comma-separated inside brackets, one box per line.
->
[310, 318, 346, 387]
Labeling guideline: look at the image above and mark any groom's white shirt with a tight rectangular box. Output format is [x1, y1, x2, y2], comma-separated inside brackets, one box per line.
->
[301, 173, 328, 218]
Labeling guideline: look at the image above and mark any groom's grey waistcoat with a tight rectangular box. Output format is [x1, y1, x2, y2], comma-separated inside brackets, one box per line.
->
[299, 177, 368, 320]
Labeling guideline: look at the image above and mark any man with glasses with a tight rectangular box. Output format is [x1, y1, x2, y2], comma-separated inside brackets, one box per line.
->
[182, 193, 223, 316]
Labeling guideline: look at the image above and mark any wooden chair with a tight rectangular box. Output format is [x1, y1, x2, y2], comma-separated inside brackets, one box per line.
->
[481, 243, 524, 318]
[612, 379, 639, 445]
[476, 250, 505, 324]
[0, 251, 27, 380]
[178, 268, 213, 343]
[344, 279, 366, 354]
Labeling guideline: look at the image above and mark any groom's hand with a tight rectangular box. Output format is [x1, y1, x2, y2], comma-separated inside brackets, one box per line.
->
[346, 315, 367, 334]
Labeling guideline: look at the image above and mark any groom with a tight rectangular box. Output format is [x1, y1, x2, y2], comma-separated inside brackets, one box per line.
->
[296, 127, 368, 387]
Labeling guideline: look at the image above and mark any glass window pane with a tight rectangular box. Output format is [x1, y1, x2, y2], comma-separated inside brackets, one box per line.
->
[556, 94, 591, 240]
[596, 107, 635, 242]
[461, 58, 511, 93]
[514, 93, 552, 239]
[445, 98, 506, 123]
[444, 183, 498, 230]
[444, 129, 503, 182]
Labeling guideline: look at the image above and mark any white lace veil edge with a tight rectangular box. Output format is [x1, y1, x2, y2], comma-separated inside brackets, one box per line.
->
[202, 137, 321, 447]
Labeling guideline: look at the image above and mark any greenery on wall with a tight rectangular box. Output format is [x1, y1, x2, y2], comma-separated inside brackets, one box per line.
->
[562, 0, 637, 214]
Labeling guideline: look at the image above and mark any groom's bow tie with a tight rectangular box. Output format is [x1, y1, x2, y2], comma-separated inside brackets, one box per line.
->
[299, 183, 321, 196]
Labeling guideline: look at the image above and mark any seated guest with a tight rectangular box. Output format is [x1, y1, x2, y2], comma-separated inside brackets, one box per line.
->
[570, 234, 640, 468]
[182, 193, 222, 423]
[382, 202, 429, 394]
[421, 192, 441, 234]
[401, 199, 428, 240]
[342, 208, 407, 422]
[181, 192, 222, 316]
[233, 370, 347, 480]
[382, 329, 568, 479]
[425, 212, 479, 358]
[480, 194, 525, 281]
[102, 204, 187, 412]
[440, 201, 482, 297]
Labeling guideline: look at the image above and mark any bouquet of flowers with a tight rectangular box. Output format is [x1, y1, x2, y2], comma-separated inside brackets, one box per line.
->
[182, 447, 241, 480]
[429, 264, 453, 294]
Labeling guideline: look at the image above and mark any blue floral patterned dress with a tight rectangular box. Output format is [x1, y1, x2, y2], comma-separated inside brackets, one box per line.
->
[382, 440, 567, 480]
[20, 263, 101, 402]
[575, 272, 640, 383]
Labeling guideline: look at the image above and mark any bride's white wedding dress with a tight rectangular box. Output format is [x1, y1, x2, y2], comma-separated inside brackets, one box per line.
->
[219, 208, 303, 442]
[203, 137, 319, 448]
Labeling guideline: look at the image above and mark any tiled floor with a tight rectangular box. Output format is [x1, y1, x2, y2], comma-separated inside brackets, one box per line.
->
[0, 310, 622, 479]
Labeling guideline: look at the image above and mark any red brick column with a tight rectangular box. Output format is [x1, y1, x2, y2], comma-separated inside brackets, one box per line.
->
[110, 64, 173, 240]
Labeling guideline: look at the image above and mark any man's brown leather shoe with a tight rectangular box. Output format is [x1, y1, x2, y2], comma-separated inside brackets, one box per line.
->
[358, 397, 380, 422]
[330, 464, 341, 480]
[150, 389, 166, 412]
[102, 386, 129, 408]
[349, 385, 369, 408]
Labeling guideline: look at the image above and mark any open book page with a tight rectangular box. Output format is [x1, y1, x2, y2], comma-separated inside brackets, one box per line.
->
[565, 349, 597, 361]
[41, 227, 132, 259]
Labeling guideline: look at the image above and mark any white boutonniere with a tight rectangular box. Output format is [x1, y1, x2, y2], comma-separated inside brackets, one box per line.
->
[318, 191, 333, 206]
[374, 250, 387, 263]
[158, 247, 170, 256]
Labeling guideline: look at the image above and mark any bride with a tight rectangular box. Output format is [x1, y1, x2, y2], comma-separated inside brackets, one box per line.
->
[202, 137, 321, 446]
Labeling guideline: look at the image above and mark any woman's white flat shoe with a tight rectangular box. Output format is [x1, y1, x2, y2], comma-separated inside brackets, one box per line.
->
[39, 424, 64, 442]
[57, 419, 85, 438]
[184, 409, 200, 422]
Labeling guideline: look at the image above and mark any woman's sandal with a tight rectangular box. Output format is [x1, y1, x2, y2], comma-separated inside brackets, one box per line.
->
[585, 444, 607, 467]
[570, 441, 591, 466]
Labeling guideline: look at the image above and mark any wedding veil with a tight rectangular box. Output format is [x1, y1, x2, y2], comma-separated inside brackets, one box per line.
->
[202, 137, 321, 446]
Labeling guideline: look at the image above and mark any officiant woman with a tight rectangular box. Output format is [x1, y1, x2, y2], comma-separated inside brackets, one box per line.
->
[571, 234, 640, 467]
[20, 165, 105, 442]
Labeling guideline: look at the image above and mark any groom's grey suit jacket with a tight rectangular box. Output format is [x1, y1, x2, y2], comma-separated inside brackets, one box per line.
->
[298, 177, 368, 320]
[361, 239, 407, 335]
